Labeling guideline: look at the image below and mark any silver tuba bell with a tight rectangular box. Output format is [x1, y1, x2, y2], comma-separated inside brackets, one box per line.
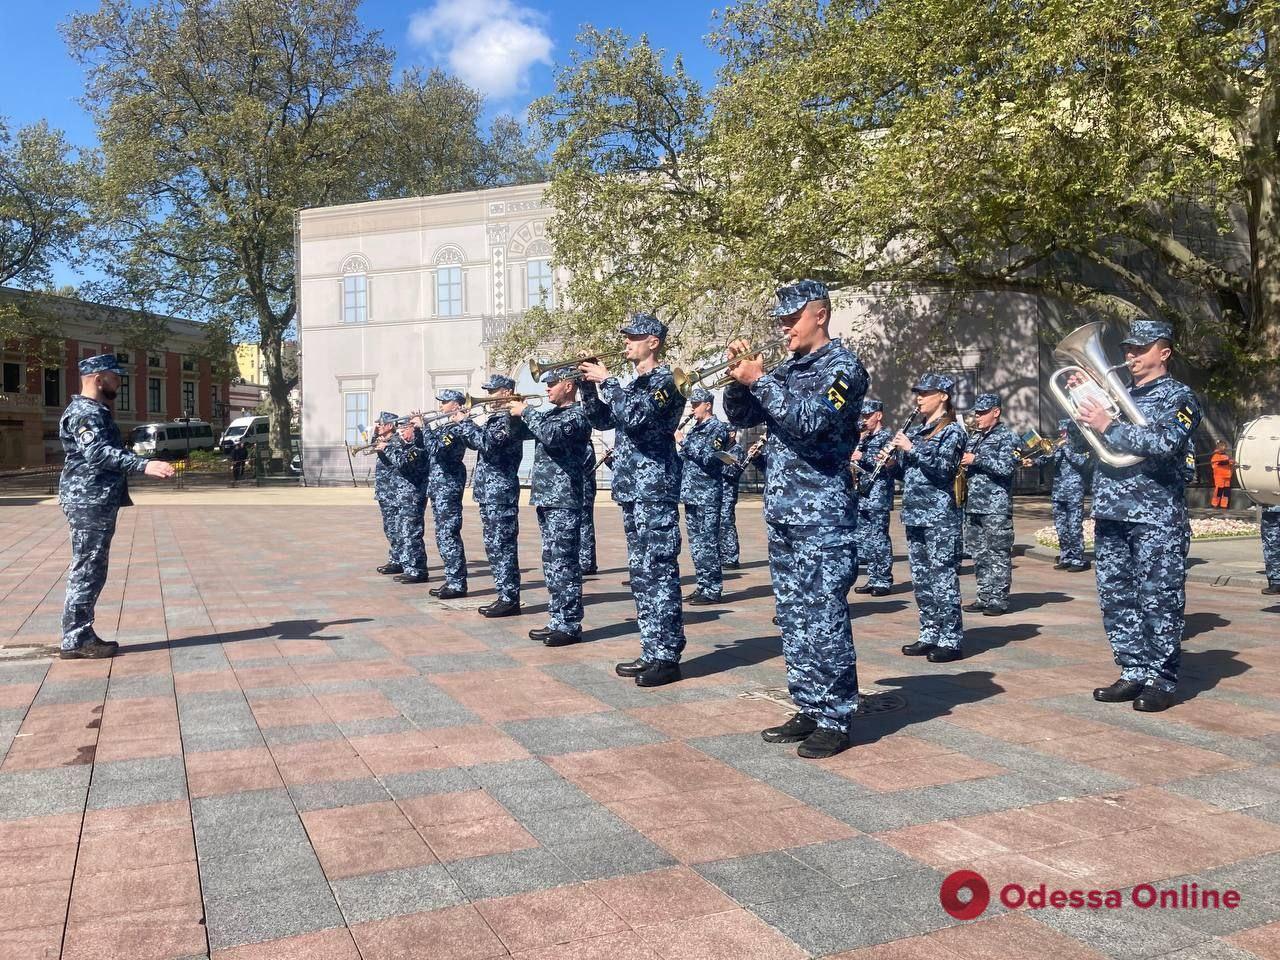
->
[1047, 321, 1147, 469]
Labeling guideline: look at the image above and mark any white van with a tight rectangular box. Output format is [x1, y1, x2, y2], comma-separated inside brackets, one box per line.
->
[219, 415, 270, 451]
[129, 419, 217, 457]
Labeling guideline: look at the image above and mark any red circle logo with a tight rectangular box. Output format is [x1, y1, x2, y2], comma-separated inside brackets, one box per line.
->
[940, 870, 990, 920]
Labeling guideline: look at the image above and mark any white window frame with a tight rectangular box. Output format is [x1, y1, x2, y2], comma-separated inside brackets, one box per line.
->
[435, 265, 463, 318]
[342, 274, 368, 325]
[526, 258, 554, 310]
[344, 391, 370, 445]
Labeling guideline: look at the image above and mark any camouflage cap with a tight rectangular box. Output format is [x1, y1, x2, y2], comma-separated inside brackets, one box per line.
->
[1120, 319, 1174, 347]
[689, 387, 714, 405]
[376, 411, 398, 425]
[861, 398, 883, 414]
[436, 389, 466, 404]
[482, 374, 516, 392]
[78, 353, 126, 377]
[972, 392, 1001, 413]
[619, 313, 667, 340]
[910, 372, 956, 397]
[770, 280, 829, 318]
[539, 366, 576, 386]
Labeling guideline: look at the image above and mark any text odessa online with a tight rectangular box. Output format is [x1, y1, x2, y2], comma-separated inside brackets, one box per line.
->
[1001, 883, 1242, 910]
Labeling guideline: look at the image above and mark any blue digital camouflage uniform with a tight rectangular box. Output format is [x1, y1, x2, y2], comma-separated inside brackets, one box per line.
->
[898, 381, 967, 652]
[679, 403, 729, 600]
[724, 292, 869, 735]
[420, 393, 469, 591]
[580, 444, 598, 572]
[581, 330, 687, 665]
[1263, 504, 1280, 589]
[719, 437, 746, 565]
[963, 399, 1017, 609]
[378, 429, 430, 578]
[1091, 356, 1203, 693]
[1030, 419, 1093, 567]
[58, 374, 150, 651]
[854, 416, 895, 590]
[524, 390, 592, 635]
[454, 382, 524, 603]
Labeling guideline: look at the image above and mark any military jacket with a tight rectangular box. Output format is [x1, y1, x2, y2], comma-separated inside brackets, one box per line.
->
[376, 434, 426, 499]
[58, 395, 147, 511]
[856, 428, 895, 512]
[964, 422, 1017, 516]
[418, 421, 468, 498]
[898, 419, 966, 526]
[1030, 429, 1093, 502]
[724, 339, 868, 526]
[523, 403, 591, 508]
[720, 441, 747, 485]
[581, 365, 684, 504]
[1092, 375, 1202, 526]
[679, 416, 729, 506]
[454, 414, 523, 506]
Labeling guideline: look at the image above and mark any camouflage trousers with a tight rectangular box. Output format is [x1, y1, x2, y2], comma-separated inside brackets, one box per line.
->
[905, 519, 964, 651]
[379, 497, 398, 565]
[1094, 517, 1186, 692]
[430, 492, 467, 590]
[1263, 511, 1280, 586]
[854, 507, 893, 588]
[684, 498, 723, 599]
[1053, 497, 1087, 567]
[538, 506, 583, 634]
[397, 496, 428, 578]
[61, 507, 119, 650]
[580, 488, 597, 572]
[478, 502, 520, 602]
[767, 522, 859, 733]
[620, 501, 686, 664]
[719, 485, 740, 566]
[967, 512, 1013, 607]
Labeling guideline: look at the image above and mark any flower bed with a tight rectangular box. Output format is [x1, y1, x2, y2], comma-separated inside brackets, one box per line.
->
[1034, 517, 1259, 550]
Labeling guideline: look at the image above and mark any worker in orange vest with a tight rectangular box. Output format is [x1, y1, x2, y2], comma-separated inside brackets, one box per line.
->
[1210, 440, 1235, 509]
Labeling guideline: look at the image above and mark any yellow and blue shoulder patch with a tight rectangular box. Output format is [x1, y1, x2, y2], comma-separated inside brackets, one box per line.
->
[653, 386, 671, 408]
[1176, 405, 1194, 428]
[826, 372, 852, 411]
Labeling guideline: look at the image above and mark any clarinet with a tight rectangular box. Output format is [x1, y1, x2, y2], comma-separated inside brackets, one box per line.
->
[864, 409, 921, 489]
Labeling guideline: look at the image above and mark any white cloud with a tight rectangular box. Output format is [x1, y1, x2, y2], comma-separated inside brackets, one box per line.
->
[408, 0, 553, 100]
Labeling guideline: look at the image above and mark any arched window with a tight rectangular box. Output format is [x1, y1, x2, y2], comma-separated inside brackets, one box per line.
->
[341, 254, 370, 324]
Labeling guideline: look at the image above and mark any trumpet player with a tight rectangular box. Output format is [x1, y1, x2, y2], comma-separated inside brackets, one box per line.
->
[852, 399, 894, 597]
[454, 375, 525, 616]
[1074, 319, 1202, 713]
[1025, 420, 1093, 572]
[422, 389, 470, 600]
[960, 393, 1017, 616]
[724, 280, 869, 759]
[677, 387, 729, 604]
[510, 368, 592, 646]
[372, 412, 429, 582]
[579, 313, 687, 687]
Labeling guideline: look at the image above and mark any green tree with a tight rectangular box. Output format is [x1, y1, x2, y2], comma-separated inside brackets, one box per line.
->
[528, 2, 1280, 404]
[66, 0, 542, 456]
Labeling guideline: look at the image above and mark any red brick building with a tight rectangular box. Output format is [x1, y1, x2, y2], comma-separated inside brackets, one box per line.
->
[0, 288, 233, 468]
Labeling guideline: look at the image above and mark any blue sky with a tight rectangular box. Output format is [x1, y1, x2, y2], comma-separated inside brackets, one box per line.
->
[0, 0, 725, 149]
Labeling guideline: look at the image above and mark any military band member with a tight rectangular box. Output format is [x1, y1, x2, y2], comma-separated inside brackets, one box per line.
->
[373, 413, 404, 576]
[1028, 419, 1093, 571]
[580, 442, 599, 575]
[1263, 504, 1280, 596]
[423, 389, 469, 599]
[580, 313, 688, 687]
[725, 280, 869, 759]
[1076, 319, 1202, 712]
[961, 393, 1017, 616]
[894, 374, 967, 662]
[379, 416, 431, 584]
[454, 375, 524, 616]
[852, 399, 894, 596]
[719, 430, 746, 568]
[510, 369, 592, 646]
[59, 354, 176, 659]
[677, 387, 729, 604]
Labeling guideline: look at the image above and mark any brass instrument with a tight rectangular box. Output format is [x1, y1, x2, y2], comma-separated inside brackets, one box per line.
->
[1047, 321, 1146, 468]
[529, 350, 626, 381]
[462, 392, 543, 409]
[672, 335, 791, 398]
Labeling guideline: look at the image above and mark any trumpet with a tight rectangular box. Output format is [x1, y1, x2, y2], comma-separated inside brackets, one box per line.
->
[672, 335, 790, 398]
[462, 392, 543, 409]
[529, 349, 626, 381]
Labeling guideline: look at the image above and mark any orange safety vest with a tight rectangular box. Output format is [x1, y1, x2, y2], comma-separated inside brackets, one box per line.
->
[1211, 451, 1233, 486]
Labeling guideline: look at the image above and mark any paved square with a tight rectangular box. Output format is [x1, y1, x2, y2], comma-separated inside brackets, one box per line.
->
[1, 495, 1278, 958]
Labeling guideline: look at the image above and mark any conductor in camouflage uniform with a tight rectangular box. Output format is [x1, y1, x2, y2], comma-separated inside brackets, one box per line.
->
[1076, 319, 1202, 712]
[580, 313, 687, 687]
[422, 389, 469, 599]
[677, 387, 729, 604]
[961, 393, 1017, 615]
[511, 368, 592, 646]
[852, 399, 894, 596]
[454, 375, 524, 616]
[725, 281, 869, 759]
[718, 430, 746, 568]
[59, 354, 175, 659]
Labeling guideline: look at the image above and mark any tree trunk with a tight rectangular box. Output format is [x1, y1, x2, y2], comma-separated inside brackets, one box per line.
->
[258, 326, 295, 462]
[1244, 163, 1280, 407]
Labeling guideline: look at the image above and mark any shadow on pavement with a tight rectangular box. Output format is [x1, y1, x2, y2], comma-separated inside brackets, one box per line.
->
[128, 618, 374, 653]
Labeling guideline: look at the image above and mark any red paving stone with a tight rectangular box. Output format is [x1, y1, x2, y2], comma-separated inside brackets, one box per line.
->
[1, 499, 1278, 959]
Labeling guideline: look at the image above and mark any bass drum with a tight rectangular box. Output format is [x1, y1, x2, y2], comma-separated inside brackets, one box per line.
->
[1234, 415, 1280, 506]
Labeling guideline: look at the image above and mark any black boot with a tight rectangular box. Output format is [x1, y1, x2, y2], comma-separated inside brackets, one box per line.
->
[481, 599, 521, 618]
[927, 646, 964, 663]
[394, 572, 428, 584]
[432, 585, 467, 600]
[1133, 687, 1175, 712]
[1093, 679, 1146, 702]
[543, 630, 582, 648]
[869, 586, 891, 597]
[60, 638, 119, 660]
[761, 712, 818, 744]
[635, 660, 682, 687]
[687, 592, 721, 606]
[901, 640, 934, 656]
[377, 563, 403, 575]
[615, 658, 650, 677]
[528, 627, 553, 641]
[797, 728, 849, 759]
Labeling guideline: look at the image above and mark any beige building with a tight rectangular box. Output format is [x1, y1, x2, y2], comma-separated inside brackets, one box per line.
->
[234, 341, 297, 389]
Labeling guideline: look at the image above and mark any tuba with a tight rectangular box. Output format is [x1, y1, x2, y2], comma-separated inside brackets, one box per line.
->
[1047, 321, 1147, 469]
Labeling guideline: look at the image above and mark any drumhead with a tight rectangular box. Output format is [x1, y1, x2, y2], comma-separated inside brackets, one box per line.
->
[1234, 416, 1280, 506]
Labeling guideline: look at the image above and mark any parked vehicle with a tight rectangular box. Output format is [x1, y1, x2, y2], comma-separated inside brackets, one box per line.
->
[219, 415, 270, 451]
[129, 419, 217, 458]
